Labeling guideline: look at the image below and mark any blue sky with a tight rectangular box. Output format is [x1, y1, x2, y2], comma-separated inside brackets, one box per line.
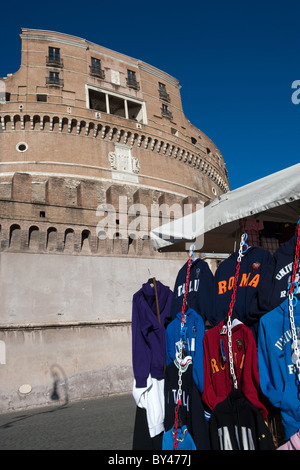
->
[0, 0, 299, 190]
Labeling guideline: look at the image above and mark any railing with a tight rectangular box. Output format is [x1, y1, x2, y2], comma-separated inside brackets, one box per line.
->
[89, 66, 105, 79]
[46, 77, 64, 87]
[46, 56, 64, 68]
[159, 89, 170, 102]
[161, 107, 173, 120]
[126, 78, 140, 90]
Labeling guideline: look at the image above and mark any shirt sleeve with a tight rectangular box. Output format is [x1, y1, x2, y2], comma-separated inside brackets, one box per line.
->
[132, 295, 151, 388]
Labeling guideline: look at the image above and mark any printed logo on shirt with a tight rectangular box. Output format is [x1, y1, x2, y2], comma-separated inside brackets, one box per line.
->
[274, 330, 300, 376]
[276, 262, 300, 299]
[217, 425, 255, 450]
[218, 273, 260, 294]
[252, 262, 261, 271]
[177, 279, 200, 297]
[275, 261, 299, 281]
[175, 337, 196, 359]
[172, 389, 190, 412]
[275, 327, 300, 351]
[210, 350, 245, 374]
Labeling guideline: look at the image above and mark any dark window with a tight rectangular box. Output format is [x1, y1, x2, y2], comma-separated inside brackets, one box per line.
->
[126, 70, 140, 90]
[37, 94, 47, 102]
[46, 71, 63, 87]
[89, 89, 107, 112]
[49, 47, 60, 60]
[109, 94, 126, 117]
[161, 103, 173, 119]
[127, 100, 142, 121]
[47, 47, 63, 67]
[88, 88, 144, 122]
[158, 82, 170, 102]
[91, 58, 101, 72]
[90, 57, 105, 79]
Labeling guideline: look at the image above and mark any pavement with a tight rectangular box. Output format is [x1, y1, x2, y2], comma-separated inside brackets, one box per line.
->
[0, 393, 136, 450]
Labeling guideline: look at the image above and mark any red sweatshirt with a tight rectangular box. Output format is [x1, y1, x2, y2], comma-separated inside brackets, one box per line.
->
[202, 319, 268, 419]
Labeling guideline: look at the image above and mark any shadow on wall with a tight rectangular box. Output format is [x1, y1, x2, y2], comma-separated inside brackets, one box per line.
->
[50, 363, 69, 406]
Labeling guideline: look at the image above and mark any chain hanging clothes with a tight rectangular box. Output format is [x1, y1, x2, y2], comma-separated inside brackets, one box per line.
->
[288, 221, 300, 382]
[227, 233, 248, 389]
[173, 246, 193, 450]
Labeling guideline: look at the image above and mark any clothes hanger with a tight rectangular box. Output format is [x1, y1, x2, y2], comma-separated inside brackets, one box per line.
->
[189, 244, 197, 262]
[147, 269, 161, 324]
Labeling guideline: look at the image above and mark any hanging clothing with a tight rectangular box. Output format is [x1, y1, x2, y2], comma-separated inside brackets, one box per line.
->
[132, 280, 172, 388]
[165, 308, 205, 393]
[132, 375, 165, 438]
[132, 406, 163, 450]
[277, 430, 300, 450]
[257, 234, 300, 312]
[258, 298, 300, 440]
[164, 356, 211, 450]
[162, 425, 196, 450]
[170, 258, 214, 323]
[209, 389, 275, 450]
[212, 246, 273, 337]
[202, 319, 268, 419]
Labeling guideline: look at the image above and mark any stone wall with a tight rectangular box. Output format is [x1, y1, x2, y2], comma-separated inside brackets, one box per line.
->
[0, 172, 198, 259]
[0, 252, 185, 411]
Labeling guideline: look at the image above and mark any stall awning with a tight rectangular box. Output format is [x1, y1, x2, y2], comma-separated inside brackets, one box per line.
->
[151, 163, 300, 254]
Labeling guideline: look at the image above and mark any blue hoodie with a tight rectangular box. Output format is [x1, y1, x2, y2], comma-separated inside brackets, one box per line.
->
[165, 308, 205, 393]
[258, 298, 300, 440]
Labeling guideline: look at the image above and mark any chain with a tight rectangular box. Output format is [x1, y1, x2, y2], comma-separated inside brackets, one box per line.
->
[173, 248, 193, 450]
[227, 233, 247, 389]
[288, 290, 300, 381]
[288, 222, 300, 381]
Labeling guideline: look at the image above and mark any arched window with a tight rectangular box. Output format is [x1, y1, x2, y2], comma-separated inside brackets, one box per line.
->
[46, 227, 57, 250]
[9, 224, 21, 248]
[28, 225, 39, 249]
[81, 229, 91, 252]
[64, 228, 75, 252]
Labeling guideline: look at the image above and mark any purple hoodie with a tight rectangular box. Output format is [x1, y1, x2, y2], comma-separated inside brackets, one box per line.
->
[132, 281, 173, 387]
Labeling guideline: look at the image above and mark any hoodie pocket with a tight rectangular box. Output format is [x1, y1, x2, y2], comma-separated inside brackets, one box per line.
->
[281, 379, 300, 420]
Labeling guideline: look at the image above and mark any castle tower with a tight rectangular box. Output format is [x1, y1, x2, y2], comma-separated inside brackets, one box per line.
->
[0, 29, 229, 410]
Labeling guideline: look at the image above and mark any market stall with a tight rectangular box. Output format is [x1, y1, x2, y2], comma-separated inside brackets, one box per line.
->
[150, 163, 300, 254]
[131, 163, 300, 450]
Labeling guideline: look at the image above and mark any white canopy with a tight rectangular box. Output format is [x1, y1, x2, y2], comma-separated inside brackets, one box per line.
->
[151, 163, 300, 254]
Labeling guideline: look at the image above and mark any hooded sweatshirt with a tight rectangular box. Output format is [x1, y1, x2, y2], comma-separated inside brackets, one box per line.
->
[132, 280, 173, 388]
[257, 234, 300, 312]
[170, 258, 214, 323]
[164, 356, 211, 450]
[202, 319, 268, 419]
[212, 246, 273, 337]
[165, 308, 205, 393]
[209, 389, 275, 450]
[258, 298, 300, 440]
